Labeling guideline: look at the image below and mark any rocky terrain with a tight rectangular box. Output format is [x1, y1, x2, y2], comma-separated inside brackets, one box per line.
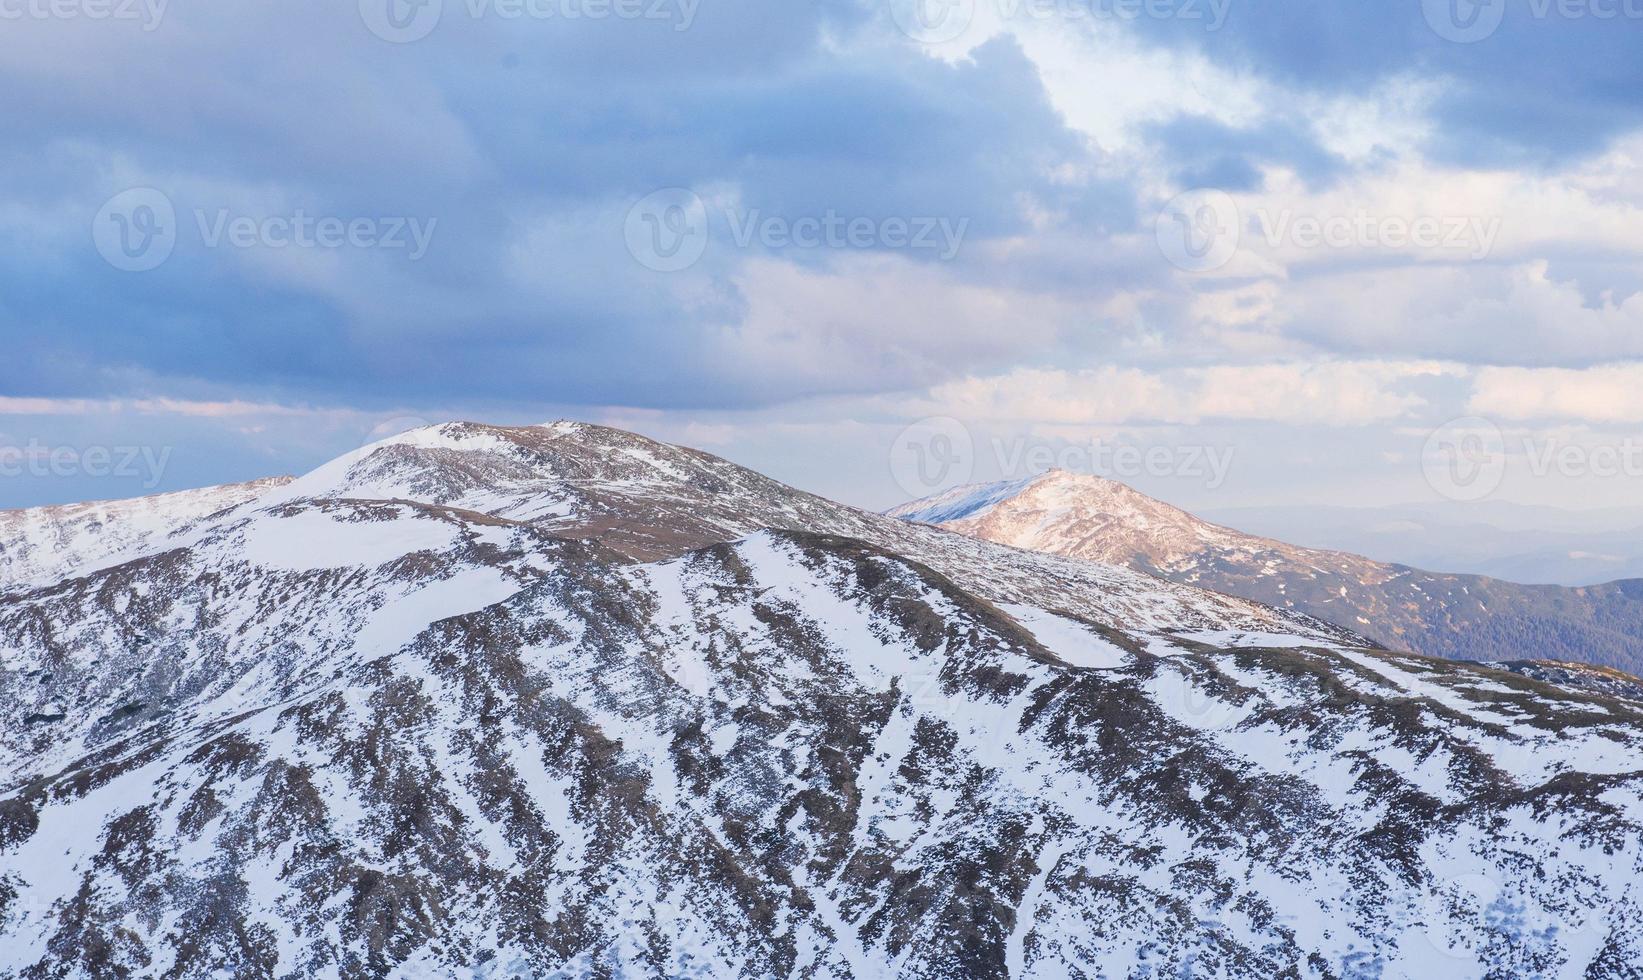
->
[891, 470, 1643, 675]
[0, 423, 1640, 978]
[0, 478, 289, 592]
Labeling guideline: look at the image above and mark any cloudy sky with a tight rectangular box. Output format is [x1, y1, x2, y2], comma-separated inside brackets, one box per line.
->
[3, 0, 1643, 515]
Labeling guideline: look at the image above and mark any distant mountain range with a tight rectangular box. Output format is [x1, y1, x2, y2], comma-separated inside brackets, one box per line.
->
[1201, 501, 1643, 587]
[891, 470, 1643, 675]
[1, 424, 1640, 977]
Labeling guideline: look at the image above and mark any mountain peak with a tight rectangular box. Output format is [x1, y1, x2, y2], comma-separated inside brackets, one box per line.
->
[3, 424, 1638, 978]
[271, 419, 708, 515]
[892, 461, 1643, 674]
[1020, 467, 1168, 501]
[893, 468, 1280, 580]
[889, 468, 1191, 529]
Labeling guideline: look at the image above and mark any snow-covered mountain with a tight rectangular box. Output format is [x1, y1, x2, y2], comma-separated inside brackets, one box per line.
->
[2, 423, 1641, 978]
[0, 478, 289, 592]
[891, 470, 1643, 676]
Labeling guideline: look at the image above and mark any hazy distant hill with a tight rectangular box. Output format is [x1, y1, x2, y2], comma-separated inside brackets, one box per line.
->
[1202, 501, 1643, 587]
[894, 470, 1643, 674]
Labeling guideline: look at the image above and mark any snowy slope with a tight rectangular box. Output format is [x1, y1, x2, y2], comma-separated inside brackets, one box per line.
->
[890, 470, 1325, 572]
[892, 470, 1643, 675]
[0, 478, 289, 594]
[243, 422, 1360, 642]
[1, 424, 1640, 978]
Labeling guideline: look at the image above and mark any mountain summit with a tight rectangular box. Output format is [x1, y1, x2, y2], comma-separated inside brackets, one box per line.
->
[890, 469, 1260, 571]
[1, 423, 1640, 977]
[893, 469, 1643, 675]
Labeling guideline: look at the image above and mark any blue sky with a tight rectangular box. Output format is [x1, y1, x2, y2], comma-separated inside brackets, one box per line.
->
[3, 0, 1643, 513]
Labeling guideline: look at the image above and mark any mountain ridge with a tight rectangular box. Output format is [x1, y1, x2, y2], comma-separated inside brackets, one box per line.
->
[1200, 501, 1643, 586]
[891, 469, 1643, 674]
[0, 476, 292, 593]
[1, 422, 1640, 977]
